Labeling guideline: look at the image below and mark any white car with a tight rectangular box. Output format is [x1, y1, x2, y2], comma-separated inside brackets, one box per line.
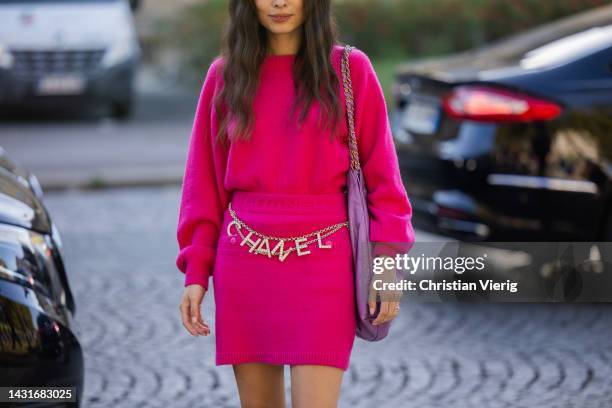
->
[0, 0, 141, 118]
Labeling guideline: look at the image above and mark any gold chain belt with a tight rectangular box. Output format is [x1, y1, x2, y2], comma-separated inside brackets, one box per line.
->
[226, 201, 349, 262]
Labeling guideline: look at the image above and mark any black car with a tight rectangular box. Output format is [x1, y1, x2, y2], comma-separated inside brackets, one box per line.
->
[391, 23, 612, 242]
[0, 147, 83, 406]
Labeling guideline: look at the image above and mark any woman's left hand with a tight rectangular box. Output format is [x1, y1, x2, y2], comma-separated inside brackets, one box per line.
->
[370, 300, 401, 325]
[369, 255, 403, 325]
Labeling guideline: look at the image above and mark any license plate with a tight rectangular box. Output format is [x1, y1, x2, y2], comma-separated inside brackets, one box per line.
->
[402, 99, 441, 135]
[36, 75, 85, 95]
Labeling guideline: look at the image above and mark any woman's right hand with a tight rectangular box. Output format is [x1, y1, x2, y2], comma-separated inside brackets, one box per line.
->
[180, 284, 211, 336]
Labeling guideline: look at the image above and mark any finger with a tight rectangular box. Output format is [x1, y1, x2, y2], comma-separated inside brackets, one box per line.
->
[369, 282, 377, 316]
[381, 301, 394, 323]
[385, 302, 397, 322]
[368, 300, 377, 317]
[387, 301, 400, 321]
[193, 316, 210, 336]
[194, 317, 210, 333]
[180, 301, 198, 336]
[189, 296, 210, 335]
[373, 301, 390, 325]
[190, 300, 207, 336]
[196, 318, 210, 336]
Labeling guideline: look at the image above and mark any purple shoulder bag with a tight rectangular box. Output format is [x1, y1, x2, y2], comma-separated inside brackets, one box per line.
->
[341, 44, 392, 341]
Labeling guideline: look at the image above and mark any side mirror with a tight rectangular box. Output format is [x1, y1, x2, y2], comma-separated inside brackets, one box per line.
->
[129, 0, 141, 12]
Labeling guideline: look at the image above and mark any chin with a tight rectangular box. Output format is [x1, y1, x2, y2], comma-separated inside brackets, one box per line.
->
[269, 27, 297, 34]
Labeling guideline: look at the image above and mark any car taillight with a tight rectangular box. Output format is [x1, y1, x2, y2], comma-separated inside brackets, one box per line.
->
[441, 85, 562, 122]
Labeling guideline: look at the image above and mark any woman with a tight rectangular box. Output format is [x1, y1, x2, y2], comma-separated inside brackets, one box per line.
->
[176, 0, 414, 406]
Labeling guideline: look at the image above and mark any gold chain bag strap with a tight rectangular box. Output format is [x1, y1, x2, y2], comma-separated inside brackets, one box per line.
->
[342, 44, 393, 341]
[341, 45, 360, 171]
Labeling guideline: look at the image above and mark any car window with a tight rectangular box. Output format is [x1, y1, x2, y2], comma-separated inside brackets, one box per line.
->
[519, 24, 612, 69]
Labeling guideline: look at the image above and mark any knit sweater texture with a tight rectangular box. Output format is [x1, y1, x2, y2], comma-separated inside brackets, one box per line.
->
[176, 44, 415, 290]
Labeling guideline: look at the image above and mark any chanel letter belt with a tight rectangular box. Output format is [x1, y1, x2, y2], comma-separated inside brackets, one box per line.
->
[226, 201, 349, 261]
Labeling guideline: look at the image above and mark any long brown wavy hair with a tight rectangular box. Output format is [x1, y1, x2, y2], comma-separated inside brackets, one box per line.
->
[212, 0, 344, 150]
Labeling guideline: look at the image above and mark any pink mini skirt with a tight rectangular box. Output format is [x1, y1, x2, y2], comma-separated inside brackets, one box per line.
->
[212, 191, 356, 371]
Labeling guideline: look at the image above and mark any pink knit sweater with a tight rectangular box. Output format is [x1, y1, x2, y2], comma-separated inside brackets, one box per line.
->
[176, 44, 414, 290]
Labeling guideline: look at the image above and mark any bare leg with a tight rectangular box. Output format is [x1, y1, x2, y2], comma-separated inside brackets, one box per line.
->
[290, 364, 344, 408]
[232, 363, 286, 408]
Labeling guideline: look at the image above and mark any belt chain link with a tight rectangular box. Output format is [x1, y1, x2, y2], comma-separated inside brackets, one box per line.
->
[226, 201, 350, 261]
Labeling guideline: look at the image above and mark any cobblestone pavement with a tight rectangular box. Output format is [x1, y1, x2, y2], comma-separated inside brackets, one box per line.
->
[43, 186, 612, 408]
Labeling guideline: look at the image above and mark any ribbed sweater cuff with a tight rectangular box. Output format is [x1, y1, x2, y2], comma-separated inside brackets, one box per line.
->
[176, 245, 216, 290]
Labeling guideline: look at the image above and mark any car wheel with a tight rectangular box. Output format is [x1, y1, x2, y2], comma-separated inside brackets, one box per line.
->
[602, 209, 612, 241]
[111, 98, 133, 120]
